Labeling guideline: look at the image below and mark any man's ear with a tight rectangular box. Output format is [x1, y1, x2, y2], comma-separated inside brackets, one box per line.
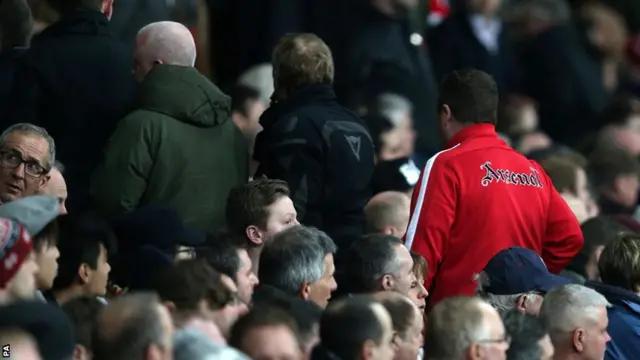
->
[361, 339, 377, 360]
[380, 274, 394, 292]
[515, 294, 528, 313]
[572, 328, 586, 352]
[245, 225, 264, 246]
[78, 263, 91, 285]
[468, 342, 484, 360]
[102, 0, 114, 19]
[39, 174, 51, 188]
[162, 301, 177, 313]
[299, 281, 311, 301]
[382, 226, 397, 237]
[73, 344, 88, 360]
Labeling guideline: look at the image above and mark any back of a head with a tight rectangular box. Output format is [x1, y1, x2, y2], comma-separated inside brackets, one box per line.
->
[364, 191, 409, 234]
[318, 296, 385, 360]
[341, 234, 402, 294]
[502, 310, 549, 360]
[439, 69, 499, 126]
[238, 63, 274, 105]
[195, 230, 241, 280]
[93, 292, 168, 360]
[175, 328, 249, 360]
[588, 147, 640, 189]
[229, 306, 301, 350]
[137, 21, 196, 68]
[0, 328, 39, 359]
[425, 296, 489, 360]
[373, 292, 416, 337]
[598, 232, 640, 292]
[538, 284, 610, 342]
[272, 33, 334, 93]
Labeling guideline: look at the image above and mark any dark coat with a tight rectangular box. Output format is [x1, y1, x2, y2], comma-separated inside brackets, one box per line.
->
[6, 9, 137, 212]
[254, 85, 374, 248]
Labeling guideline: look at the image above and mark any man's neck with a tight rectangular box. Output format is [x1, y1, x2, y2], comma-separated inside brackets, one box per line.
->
[248, 247, 261, 275]
[53, 285, 86, 305]
[553, 348, 582, 360]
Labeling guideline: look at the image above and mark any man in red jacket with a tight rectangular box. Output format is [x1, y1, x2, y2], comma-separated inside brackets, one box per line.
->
[404, 69, 583, 310]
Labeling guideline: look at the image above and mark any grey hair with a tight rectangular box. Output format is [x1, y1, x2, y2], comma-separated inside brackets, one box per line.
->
[373, 93, 413, 127]
[258, 225, 335, 295]
[238, 63, 274, 105]
[475, 271, 538, 315]
[0, 123, 56, 168]
[137, 21, 196, 67]
[539, 284, 610, 338]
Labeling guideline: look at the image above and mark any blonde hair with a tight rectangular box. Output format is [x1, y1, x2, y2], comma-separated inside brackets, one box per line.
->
[272, 33, 334, 93]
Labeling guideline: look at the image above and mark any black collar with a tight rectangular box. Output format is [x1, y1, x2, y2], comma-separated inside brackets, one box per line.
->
[259, 84, 337, 129]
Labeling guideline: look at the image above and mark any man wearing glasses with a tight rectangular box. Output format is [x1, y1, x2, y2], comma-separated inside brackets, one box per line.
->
[0, 123, 55, 204]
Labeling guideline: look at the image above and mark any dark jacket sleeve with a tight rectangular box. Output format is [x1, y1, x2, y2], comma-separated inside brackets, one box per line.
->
[255, 114, 324, 227]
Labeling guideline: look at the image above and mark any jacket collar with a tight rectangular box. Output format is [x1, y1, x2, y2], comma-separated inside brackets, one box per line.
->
[260, 84, 336, 129]
[588, 281, 640, 313]
[447, 123, 497, 148]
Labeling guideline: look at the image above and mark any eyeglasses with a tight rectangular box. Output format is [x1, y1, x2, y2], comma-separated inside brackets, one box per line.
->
[478, 335, 511, 346]
[0, 150, 49, 178]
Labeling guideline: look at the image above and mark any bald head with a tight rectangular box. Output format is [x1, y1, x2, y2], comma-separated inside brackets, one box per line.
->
[40, 166, 67, 214]
[134, 21, 197, 82]
[365, 191, 411, 238]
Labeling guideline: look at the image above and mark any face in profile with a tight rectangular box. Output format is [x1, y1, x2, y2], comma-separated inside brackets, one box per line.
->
[85, 244, 111, 296]
[307, 254, 338, 308]
[264, 196, 299, 237]
[393, 305, 424, 360]
[391, 245, 416, 296]
[40, 168, 67, 215]
[0, 132, 51, 204]
[7, 252, 39, 300]
[34, 242, 59, 291]
[235, 249, 259, 304]
[370, 303, 396, 360]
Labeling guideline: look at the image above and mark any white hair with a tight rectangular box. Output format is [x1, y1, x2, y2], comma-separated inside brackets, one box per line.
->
[539, 284, 610, 336]
[374, 93, 413, 127]
[238, 63, 274, 105]
[474, 271, 539, 315]
[137, 21, 196, 67]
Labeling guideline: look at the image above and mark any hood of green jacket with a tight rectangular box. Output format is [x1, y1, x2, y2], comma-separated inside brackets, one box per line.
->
[136, 64, 230, 127]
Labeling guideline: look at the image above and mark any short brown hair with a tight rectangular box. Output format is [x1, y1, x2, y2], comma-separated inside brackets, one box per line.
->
[589, 148, 640, 188]
[272, 33, 334, 93]
[226, 179, 290, 240]
[410, 251, 428, 281]
[151, 259, 232, 312]
[439, 69, 499, 125]
[599, 232, 640, 292]
[229, 306, 301, 351]
[540, 156, 581, 195]
[376, 295, 416, 340]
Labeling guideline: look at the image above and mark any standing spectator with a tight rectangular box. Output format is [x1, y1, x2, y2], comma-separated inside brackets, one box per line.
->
[0, 218, 39, 304]
[591, 233, 640, 360]
[48, 214, 115, 305]
[539, 285, 611, 360]
[91, 21, 247, 232]
[92, 292, 175, 360]
[229, 84, 266, 177]
[502, 310, 554, 360]
[0, 124, 55, 205]
[258, 225, 337, 308]
[364, 191, 411, 238]
[424, 296, 510, 360]
[405, 69, 583, 309]
[38, 161, 68, 215]
[254, 33, 374, 248]
[7, 0, 137, 213]
[226, 179, 299, 274]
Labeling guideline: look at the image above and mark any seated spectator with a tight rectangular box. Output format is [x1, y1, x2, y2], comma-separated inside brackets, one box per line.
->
[196, 230, 259, 305]
[0, 328, 40, 360]
[174, 328, 249, 360]
[38, 161, 68, 215]
[0, 218, 39, 304]
[229, 306, 303, 360]
[91, 21, 247, 232]
[541, 156, 595, 224]
[151, 259, 247, 341]
[92, 292, 174, 360]
[502, 310, 554, 360]
[258, 225, 337, 308]
[562, 216, 629, 283]
[0, 301, 75, 360]
[364, 191, 411, 238]
[409, 251, 428, 312]
[539, 285, 611, 360]
[590, 232, 640, 360]
[226, 179, 298, 274]
[340, 235, 426, 307]
[424, 296, 509, 360]
[476, 247, 571, 315]
[48, 214, 115, 305]
[373, 292, 424, 360]
[589, 147, 640, 218]
[0, 124, 55, 204]
[61, 296, 106, 360]
[312, 295, 394, 360]
[0, 196, 60, 301]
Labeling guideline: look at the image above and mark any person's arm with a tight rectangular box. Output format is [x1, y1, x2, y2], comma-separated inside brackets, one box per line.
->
[255, 116, 324, 227]
[404, 155, 458, 290]
[90, 113, 157, 218]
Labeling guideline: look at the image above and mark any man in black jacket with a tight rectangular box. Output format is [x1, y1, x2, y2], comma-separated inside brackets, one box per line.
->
[7, 0, 137, 213]
[254, 33, 374, 248]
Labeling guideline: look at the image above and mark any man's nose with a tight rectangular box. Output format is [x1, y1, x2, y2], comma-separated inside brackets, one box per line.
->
[11, 163, 25, 179]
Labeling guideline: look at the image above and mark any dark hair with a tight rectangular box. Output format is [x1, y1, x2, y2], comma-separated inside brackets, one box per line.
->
[226, 179, 291, 243]
[52, 214, 117, 291]
[496, 96, 537, 136]
[195, 230, 241, 281]
[439, 68, 499, 125]
[229, 84, 261, 116]
[363, 114, 394, 155]
[229, 306, 301, 350]
[0, 0, 33, 49]
[540, 156, 582, 195]
[92, 293, 167, 360]
[33, 218, 59, 252]
[600, 94, 640, 126]
[589, 148, 640, 188]
[340, 234, 402, 294]
[318, 295, 385, 360]
[502, 310, 549, 360]
[151, 259, 232, 311]
[410, 251, 428, 281]
[45, 0, 103, 13]
[61, 296, 106, 350]
[599, 232, 640, 292]
[377, 296, 415, 340]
